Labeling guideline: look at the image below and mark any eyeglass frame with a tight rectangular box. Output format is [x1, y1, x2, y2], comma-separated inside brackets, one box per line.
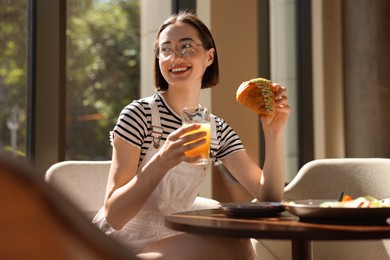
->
[155, 40, 204, 60]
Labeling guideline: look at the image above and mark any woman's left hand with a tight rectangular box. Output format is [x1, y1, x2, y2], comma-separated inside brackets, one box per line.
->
[260, 83, 290, 133]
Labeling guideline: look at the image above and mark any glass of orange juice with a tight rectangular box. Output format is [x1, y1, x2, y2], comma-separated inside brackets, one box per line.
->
[181, 106, 211, 165]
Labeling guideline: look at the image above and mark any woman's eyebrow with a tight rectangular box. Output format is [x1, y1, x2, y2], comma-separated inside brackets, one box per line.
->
[179, 37, 194, 42]
[160, 38, 194, 45]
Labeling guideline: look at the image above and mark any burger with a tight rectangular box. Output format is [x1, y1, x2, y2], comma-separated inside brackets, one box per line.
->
[236, 77, 279, 117]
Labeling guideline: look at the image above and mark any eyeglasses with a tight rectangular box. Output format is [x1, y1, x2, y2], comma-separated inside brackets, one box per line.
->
[156, 40, 204, 60]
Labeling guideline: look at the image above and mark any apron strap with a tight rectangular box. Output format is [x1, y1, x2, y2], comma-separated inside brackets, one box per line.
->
[210, 115, 218, 150]
[210, 115, 220, 165]
[145, 96, 163, 148]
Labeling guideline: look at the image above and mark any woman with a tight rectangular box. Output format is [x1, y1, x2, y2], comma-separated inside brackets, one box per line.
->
[94, 11, 290, 259]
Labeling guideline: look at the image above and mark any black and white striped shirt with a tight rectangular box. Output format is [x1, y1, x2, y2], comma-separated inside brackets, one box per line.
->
[112, 93, 244, 165]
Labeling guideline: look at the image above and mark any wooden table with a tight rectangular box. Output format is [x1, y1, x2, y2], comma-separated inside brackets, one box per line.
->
[165, 208, 390, 260]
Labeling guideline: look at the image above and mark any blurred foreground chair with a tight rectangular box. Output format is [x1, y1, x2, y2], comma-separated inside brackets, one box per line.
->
[45, 160, 220, 222]
[257, 158, 390, 260]
[0, 154, 136, 259]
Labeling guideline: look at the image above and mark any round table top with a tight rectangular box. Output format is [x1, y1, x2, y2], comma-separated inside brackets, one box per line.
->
[165, 209, 390, 241]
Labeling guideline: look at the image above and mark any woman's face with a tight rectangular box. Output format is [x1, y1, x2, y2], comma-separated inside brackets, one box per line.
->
[157, 21, 214, 90]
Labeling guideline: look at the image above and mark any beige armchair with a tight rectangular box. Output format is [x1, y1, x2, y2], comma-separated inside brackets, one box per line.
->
[257, 158, 390, 260]
[45, 160, 220, 221]
[46, 160, 112, 220]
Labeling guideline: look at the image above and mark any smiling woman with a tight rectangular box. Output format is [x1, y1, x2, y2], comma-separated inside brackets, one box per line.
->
[91, 10, 290, 260]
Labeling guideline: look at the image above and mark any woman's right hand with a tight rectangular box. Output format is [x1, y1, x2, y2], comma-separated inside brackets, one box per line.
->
[153, 123, 207, 171]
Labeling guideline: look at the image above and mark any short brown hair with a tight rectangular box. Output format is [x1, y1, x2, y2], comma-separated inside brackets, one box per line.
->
[154, 11, 219, 91]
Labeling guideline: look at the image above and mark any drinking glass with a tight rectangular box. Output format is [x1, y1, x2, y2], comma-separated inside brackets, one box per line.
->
[181, 106, 211, 165]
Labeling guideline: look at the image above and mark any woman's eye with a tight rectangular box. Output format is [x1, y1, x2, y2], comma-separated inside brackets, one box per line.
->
[161, 46, 172, 52]
[181, 43, 192, 49]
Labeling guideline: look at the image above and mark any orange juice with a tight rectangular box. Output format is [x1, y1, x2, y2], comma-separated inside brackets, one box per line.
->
[183, 123, 211, 164]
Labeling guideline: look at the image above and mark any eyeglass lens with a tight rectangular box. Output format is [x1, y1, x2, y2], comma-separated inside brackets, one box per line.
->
[156, 41, 200, 60]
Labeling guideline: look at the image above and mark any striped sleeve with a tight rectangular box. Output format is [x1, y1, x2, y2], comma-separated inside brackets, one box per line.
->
[213, 116, 245, 161]
[111, 100, 151, 150]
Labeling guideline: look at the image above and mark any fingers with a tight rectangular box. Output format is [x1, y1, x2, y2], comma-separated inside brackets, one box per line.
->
[275, 96, 289, 108]
[273, 84, 287, 100]
[273, 83, 289, 111]
[168, 123, 206, 143]
[169, 123, 200, 139]
[181, 132, 208, 147]
[182, 138, 207, 153]
[275, 104, 291, 116]
[161, 123, 208, 162]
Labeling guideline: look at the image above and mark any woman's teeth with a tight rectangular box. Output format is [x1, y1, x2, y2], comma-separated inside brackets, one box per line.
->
[171, 67, 188, 73]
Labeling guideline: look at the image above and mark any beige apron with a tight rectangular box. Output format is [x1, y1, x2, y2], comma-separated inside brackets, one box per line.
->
[93, 96, 218, 251]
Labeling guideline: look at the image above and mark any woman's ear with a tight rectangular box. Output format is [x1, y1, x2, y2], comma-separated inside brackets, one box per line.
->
[206, 48, 215, 67]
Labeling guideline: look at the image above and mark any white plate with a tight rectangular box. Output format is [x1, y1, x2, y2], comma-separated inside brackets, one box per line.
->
[283, 199, 390, 222]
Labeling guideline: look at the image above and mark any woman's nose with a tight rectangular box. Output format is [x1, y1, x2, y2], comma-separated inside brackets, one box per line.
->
[170, 47, 184, 61]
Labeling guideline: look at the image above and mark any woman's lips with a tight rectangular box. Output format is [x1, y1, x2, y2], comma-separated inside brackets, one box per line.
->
[170, 66, 190, 74]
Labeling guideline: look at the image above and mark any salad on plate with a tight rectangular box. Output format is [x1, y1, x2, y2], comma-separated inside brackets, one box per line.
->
[320, 195, 390, 208]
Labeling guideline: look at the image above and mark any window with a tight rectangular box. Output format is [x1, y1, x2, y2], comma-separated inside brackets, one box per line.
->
[0, 0, 29, 158]
[66, 0, 140, 159]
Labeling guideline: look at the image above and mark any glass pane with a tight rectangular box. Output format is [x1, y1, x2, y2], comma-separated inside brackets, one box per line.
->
[270, 0, 299, 182]
[0, 1, 28, 158]
[66, 0, 140, 160]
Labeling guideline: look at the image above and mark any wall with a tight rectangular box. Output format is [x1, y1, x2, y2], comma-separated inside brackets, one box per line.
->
[209, 0, 260, 202]
[343, 0, 390, 157]
[209, 0, 260, 165]
[312, 0, 345, 159]
[270, 0, 299, 181]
